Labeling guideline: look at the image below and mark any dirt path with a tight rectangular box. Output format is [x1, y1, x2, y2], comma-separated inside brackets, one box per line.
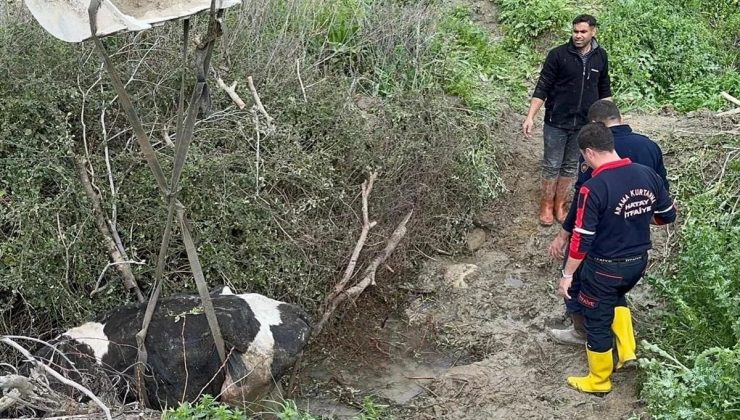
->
[393, 116, 644, 419]
[296, 112, 684, 419]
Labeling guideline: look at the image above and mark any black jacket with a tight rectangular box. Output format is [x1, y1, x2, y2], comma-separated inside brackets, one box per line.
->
[532, 39, 612, 130]
[563, 124, 669, 233]
[569, 158, 676, 260]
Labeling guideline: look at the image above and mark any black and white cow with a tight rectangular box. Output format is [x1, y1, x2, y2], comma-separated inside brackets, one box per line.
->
[34, 287, 310, 410]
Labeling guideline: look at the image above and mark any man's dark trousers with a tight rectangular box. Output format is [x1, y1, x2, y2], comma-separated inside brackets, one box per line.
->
[576, 253, 648, 352]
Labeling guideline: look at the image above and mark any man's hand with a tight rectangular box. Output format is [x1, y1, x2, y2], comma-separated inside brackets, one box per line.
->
[549, 229, 570, 259]
[558, 276, 572, 300]
[522, 117, 534, 138]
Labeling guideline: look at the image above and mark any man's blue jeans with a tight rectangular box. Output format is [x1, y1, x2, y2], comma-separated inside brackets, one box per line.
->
[543, 123, 580, 179]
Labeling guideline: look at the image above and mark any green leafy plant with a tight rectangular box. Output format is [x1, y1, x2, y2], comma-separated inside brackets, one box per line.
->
[162, 395, 245, 419]
[642, 133, 740, 416]
[274, 399, 319, 420]
[641, 343, 740, 419]
[359, 396, 389, 420]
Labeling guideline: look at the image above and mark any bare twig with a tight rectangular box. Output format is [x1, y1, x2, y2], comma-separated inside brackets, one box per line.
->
[91, 260, 147, 296]
[253, 108, 261, 196]
[247, 76, 274, 129]
[0, 337, 112, 420]
[162, 126, 176, 148]
[56, 214, 71, 284]
[216, 77, 246, 109]
[180, 317, 189, 403]
[296, 59, 307, 103]
[101, 108, 117, 226]
[327, 172, 378, 303]
[345, 210, 413, 295]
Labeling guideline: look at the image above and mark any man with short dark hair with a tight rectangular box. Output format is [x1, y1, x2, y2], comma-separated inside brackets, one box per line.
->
[523, 14, 612, 226]
[547, 100, 670, 364]
[557, 122, 676, 394]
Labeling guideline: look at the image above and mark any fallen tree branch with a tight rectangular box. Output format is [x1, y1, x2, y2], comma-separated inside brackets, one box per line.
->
[343, 210, 414, 299]
[313, 172, 412, 338]
[0, 337, 112, 420]
[324, 172, 378, 307]
[75, 157, 144, 303]
[216, 77, 246, 109]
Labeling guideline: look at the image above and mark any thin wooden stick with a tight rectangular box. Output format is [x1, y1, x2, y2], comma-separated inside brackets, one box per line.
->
[247, 76, 274, 128]
[329, 172, 378, 301]
[296, 59, 307, 102]
[314, 206, 413, 338]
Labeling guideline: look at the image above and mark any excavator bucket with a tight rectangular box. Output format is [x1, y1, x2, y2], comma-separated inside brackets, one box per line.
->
[24, 0, 241, 43]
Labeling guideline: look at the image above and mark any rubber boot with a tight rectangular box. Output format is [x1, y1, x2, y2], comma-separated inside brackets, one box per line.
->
[567, 348, 613, 395]
[554, 176, 574, 224]
[612, 306, 638, 370]
[539, 178, 557, 226]
[548, 313, 586, 346]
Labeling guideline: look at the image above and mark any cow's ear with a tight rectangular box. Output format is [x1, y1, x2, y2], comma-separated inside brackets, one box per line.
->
[210, 285, 234, 296]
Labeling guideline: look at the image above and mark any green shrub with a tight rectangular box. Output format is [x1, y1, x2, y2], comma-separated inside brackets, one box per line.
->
[497, 0, 575, 44]
[598, 0, 740, 110]
[643, 134, 740, 416]
[434, 6, 528, 112]
[641, 343, 740, 419]
[0, 2, 505, 356]
[359, 396, 388, 420]
[648, 181, 740, 353]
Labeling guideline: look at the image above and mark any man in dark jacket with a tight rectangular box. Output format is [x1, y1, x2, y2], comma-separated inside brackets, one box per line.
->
[557, 122, 676, 394]
[547, 100, 670, 360]
[522, 14, 612, 226]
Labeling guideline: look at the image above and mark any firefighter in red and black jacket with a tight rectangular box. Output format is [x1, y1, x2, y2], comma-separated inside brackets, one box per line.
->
[557, 122, 676, 395]
[547, 99, 670, 351]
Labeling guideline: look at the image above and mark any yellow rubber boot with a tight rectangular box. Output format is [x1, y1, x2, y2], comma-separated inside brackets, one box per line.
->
[612, 306, 637, 369]
[567, 348, 613, 395]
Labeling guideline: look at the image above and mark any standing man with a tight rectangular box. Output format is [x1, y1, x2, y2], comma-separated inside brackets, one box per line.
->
[548, 99, 670, 371]
[557, 122, 676, 394]
[522, 14, 612, 226]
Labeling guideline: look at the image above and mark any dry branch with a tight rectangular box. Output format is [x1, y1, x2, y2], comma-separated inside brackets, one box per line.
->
[162, 126, 176, 148]
[721, 91, 740, 107]
[716, 108, 740, 117]
[296, 59, 307, 102]
[216, 77, 246, 109]
[313, 172, 413, 338]
[325, 172, 378, 305]
[75, 157, 144, 303]
[247, 76, 275, 129]
[0, 337, 112, 420]
[716, 91, 740, 117]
